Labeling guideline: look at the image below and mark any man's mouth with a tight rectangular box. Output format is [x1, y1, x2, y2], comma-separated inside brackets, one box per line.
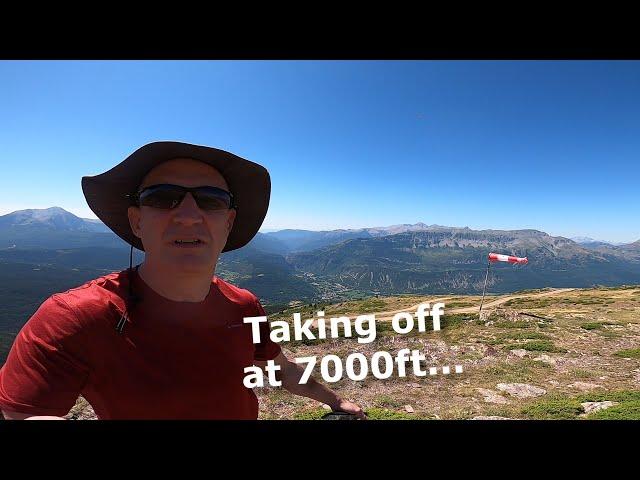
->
[172, 238, 206, 247]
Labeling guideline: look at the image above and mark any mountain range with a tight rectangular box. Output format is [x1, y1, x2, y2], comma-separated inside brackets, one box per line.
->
[1, 206, 639, 362]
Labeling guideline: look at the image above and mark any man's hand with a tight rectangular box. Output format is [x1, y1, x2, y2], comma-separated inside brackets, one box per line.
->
[1, 409, 66, 420]
[255, 352, 367, 419]
[331, 398, 368, 419]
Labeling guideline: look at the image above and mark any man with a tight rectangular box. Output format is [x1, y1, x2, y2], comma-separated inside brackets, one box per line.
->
[0, 141, 365, 420]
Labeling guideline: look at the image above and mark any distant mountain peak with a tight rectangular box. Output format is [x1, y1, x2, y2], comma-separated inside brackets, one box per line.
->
[570, 236, 620, 246]
[572, 236, 599, 243]
[8, 206, 70, 214]
[2, 206, 80, 221]
[0, 206, 108, 233]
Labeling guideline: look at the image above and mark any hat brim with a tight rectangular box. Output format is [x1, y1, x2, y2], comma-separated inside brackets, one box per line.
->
[82, 141, 270, 253]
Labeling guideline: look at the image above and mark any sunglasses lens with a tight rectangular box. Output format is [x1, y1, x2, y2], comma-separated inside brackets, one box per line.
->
[138, 186, 185, 209]
[193, 189, 232, 211]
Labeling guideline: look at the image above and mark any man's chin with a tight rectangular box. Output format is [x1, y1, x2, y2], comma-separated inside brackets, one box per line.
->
[163, 252, 217, 273]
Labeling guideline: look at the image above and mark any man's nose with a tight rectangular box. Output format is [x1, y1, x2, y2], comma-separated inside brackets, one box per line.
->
[171, 193, 204, 225]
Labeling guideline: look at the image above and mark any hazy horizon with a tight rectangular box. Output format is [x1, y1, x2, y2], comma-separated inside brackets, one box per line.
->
[0, 204, 636, 244]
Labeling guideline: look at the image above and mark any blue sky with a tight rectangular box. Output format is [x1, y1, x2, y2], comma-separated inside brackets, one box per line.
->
[1, 60, 638, 243]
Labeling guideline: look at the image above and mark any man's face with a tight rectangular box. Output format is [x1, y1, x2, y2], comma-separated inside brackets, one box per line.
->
[127, 158, 236, 275]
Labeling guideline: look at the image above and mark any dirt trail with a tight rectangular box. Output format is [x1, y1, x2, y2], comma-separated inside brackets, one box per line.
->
[363, 296, 458, 317]
[373, 288, 576, 321]
[449, 288, 576, 314]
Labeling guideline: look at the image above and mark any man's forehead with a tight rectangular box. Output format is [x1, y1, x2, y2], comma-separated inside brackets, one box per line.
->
[140, 158, 229, 189]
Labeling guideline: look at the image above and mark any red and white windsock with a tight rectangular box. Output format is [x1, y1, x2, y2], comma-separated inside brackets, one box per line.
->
[488, 252, 528, 265]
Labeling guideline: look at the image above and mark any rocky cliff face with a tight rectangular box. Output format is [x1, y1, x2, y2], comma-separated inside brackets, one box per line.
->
[287, 229, 640, 295]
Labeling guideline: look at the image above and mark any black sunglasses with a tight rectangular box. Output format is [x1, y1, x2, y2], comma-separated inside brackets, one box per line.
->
[129, 184, 236, 211]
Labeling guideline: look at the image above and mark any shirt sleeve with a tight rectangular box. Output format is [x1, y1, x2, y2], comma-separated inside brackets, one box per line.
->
[252, 300, 281, 362]
[0, 294, 91, 417]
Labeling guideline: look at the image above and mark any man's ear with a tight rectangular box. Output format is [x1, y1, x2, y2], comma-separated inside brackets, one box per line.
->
[127, 206, 143, 239]
[227, 208, 237, 233]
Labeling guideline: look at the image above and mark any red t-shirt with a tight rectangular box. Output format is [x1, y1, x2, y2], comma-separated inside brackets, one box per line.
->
[0, 268, 280, 419]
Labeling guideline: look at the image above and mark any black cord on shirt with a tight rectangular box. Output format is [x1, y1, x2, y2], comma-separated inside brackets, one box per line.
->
[116, 245, 140, 334]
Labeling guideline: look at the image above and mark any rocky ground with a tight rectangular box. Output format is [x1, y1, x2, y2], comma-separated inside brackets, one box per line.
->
[64, 285, 640, 420]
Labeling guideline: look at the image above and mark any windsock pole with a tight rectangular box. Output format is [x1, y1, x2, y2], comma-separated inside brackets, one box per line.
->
[479, 252, 528, 317]
[479, 259, 491, 316]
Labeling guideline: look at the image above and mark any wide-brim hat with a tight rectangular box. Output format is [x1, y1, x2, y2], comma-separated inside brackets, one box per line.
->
[81, 141, 270, 253]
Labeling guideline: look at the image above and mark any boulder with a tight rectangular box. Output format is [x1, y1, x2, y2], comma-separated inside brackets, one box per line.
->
[533, 354, 556, 365]
[569, 382, 603, 392]
[581, 401, 618, 415]
[475, 388, 509, 404]
[496, 383, 546, 398]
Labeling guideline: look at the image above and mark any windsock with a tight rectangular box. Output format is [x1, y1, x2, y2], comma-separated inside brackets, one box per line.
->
[488, 252, 528, 265]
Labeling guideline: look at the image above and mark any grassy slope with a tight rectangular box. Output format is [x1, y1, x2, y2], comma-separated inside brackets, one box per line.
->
[255, 285, 640, 419]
